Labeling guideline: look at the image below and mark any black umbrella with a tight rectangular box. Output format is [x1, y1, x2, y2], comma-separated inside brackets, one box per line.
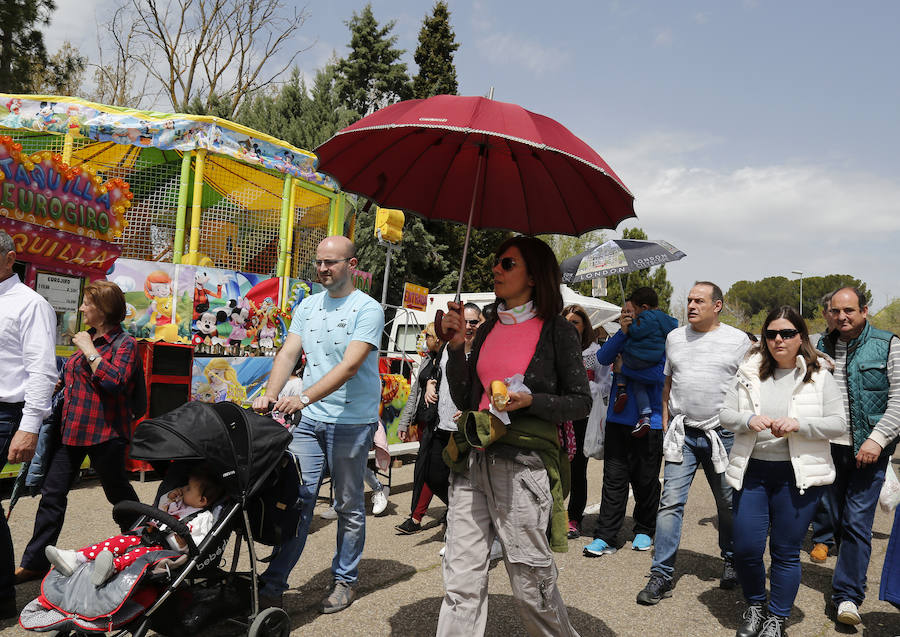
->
[560, 239, 686, 284]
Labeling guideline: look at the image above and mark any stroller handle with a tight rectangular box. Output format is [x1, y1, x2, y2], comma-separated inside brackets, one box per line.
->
[114, 500, 199, 556]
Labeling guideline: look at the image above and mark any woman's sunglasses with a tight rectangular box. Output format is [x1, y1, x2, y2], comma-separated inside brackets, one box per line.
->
[494, 256, 517, 271]
[764, 328, 800, 340]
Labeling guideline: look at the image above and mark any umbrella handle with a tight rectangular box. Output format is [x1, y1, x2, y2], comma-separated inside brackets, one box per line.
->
[434, 307, 460, 342]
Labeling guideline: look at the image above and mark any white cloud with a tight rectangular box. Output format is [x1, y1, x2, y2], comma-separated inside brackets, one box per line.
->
[601, 131, 900, 310]
[475, 32, 570, 76]
[694, 11, 711, 25]
[653, 27, 673, 47]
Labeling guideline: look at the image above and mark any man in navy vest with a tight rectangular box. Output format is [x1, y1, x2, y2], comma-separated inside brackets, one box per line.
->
[818, 287, 900, 626]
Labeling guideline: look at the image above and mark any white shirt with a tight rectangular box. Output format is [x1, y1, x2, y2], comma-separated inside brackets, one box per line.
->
[0, 275, 58, 433]
[664, 323, 751, 423]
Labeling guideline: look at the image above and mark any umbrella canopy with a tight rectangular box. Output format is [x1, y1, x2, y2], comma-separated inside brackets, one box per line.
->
[315, 94, 635, 236]
[561, 239, 686, 284]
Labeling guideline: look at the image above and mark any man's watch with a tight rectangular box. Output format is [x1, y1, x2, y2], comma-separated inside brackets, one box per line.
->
[87, 354, 99, 363]
[299, 394, 311, 408]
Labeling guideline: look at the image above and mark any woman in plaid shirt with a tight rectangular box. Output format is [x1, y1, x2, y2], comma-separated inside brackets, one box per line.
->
[16, 281, 141, 583]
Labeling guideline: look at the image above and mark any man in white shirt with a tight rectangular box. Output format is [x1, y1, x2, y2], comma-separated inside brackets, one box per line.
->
[636, 281, 751, 605]
[0, 230, 58, 617]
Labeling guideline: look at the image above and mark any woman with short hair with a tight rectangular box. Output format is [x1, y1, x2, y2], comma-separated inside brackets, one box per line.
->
[720, 306, 845, 637]
[17, 280, 141, 582]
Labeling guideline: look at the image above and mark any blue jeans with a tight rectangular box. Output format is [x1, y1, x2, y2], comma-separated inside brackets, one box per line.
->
[259, 416, 375, 596]
[651, 426, 734, 581]
[732, 460, 820, 617]
[810, 486, 835, 547]
[0, 403, 21, 602]
[828, 444, 889, 606]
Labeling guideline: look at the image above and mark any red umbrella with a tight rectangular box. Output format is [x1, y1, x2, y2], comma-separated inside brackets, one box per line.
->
[315, 94, 636, 334]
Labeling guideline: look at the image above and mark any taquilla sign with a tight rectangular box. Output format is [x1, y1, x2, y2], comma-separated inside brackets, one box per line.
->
[0, 136, 132, 240]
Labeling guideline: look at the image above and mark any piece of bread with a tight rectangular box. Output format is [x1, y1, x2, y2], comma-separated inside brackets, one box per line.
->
[491, 380, 509, 410]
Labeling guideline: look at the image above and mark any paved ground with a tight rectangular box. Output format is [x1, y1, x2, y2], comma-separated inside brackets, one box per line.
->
[2, 456, 898, 636]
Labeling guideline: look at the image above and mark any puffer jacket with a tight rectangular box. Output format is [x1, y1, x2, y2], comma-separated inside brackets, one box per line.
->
[720, 351, 847, 493]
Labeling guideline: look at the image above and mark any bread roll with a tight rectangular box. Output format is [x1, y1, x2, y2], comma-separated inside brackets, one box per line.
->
[491, 380, 509, 410]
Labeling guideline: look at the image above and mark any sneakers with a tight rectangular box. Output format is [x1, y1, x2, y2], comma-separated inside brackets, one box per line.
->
[736, 603, 767, 637]
[583, 538, 616, 557]
[631, 534, 652, 551]
[809, 543, 829, 563]
[13, 566, 47, 584]
[632, 415, 651, 438]
[636, 573, 673, 605]
[721, 560, 738, 590]
[321, 580, 355, 614]
[395, 517, 422, 535]
[438, 545, 446, 557]
[372, 486, 390, 516]
[567, 520, 581, 539]
[320, 505, 338, 520]
[91, 549, 116, 587]
[836, 600, 861, 626]
[613, 389, 628, 413]
[45, 546, 78, 577]
[758, 614, 786, 637]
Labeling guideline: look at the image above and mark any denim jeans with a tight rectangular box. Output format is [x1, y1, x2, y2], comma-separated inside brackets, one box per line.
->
[828, 444, 889, 606]
[810, 486, 836, 547]
[259, 416, 375, 596]
[651, 426, 734, 581]
[732, 459, 820, 617]
[0, 403, 22, 602]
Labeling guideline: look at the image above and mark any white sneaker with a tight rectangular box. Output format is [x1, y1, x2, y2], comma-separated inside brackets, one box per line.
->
[836, 600, 861, 625]
[45, 546, 78, 577]
[320, 506, 338, 520]
[489, 538, 503, 561]
[91, 549, 116, 587]
[372, 486, 390, 516]
[439, 545, 446, 557]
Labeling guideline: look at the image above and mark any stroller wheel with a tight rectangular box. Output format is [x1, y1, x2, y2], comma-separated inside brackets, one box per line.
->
[248, 607, 290, 637]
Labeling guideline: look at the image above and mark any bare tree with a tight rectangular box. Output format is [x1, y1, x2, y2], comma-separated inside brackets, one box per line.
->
[100, 0, 312, 116]
[91, 5, 155, 107]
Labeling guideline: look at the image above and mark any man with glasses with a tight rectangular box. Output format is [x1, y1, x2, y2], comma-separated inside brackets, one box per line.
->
[636, 281, 751, 605]
[817, 287, 900, 626]
[253, 235, 384, 614]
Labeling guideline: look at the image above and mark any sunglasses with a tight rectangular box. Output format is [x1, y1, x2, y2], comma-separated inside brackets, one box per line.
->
[314, 258, 350, 268]
[494, 256, 518, 271]
[764, 328, 800, 340]
[465, 319, 480, 326]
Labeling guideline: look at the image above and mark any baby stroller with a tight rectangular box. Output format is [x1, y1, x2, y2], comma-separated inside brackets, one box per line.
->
[19, 401, 297, 637]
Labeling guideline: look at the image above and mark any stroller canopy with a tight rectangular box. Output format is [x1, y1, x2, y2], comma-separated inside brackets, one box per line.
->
[130, 402, 291, 498]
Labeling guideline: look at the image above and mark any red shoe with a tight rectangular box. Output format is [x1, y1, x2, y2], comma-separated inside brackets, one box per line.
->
[613, 390, 628, 413]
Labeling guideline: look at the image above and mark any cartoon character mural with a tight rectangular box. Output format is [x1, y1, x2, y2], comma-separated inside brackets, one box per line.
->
[379, 374, 411, 444]
[193, 270, 224, 319]
[191, 356, 274, 405]
[133, 269, 185, 342]
[203, 358, 247, 404]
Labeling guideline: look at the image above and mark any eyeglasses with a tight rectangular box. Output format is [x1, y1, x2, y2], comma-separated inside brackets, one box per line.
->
[494, 256, 518, 271]
[764, 328, 800, 340]
[465, 319, 480, 326]
[314, 258, 350, 268]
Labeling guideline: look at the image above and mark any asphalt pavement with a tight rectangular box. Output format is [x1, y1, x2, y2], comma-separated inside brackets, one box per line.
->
[2, 456, 898, 636]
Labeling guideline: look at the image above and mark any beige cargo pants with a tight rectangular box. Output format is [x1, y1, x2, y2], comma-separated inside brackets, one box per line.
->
[436, 447, 580, 636]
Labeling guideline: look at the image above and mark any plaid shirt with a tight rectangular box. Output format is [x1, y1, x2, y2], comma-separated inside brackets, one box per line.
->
[61, 327, 138, 446]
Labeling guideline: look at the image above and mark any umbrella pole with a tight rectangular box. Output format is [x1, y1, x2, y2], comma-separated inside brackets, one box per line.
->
[619, 274, 626, 301]
[454, 144, 487, 302]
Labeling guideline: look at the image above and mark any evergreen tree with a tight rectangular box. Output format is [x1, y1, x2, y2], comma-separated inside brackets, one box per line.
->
[335, 4, 412, 117]
[295, 61, 359, 149]
[0, 0, 53, 92]
[412, 1, 459, 99]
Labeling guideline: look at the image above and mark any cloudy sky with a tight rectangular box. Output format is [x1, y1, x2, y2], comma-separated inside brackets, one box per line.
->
[44, 1, 900, 308]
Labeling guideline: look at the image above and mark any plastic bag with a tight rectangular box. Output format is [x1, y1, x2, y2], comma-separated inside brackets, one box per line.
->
[583, 393, 607, 459]
[879, 462, 900, 513]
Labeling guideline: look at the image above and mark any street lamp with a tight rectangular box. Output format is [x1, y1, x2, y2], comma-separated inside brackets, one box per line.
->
[792, 270, 803, 316]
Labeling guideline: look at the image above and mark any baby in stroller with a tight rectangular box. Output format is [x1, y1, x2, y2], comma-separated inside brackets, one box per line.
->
[44, 464, 224, 587]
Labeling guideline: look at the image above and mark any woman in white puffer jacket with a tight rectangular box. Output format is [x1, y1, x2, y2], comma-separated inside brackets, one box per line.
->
[720, 306, 846, 637]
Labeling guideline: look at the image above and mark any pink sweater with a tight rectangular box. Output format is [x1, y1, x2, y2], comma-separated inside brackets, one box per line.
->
[476, 318, 544, 410]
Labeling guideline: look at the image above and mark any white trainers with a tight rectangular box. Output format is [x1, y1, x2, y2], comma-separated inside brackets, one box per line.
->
[836, 600, 861, 625]
[372, 486, 390, 516]
[439, 545, 446, 558]
[320, 505, 338, 520]
[45, 546, 79, 577]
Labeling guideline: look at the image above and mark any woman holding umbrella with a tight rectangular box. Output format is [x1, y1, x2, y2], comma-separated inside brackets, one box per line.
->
[438, 236, 590, 636]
